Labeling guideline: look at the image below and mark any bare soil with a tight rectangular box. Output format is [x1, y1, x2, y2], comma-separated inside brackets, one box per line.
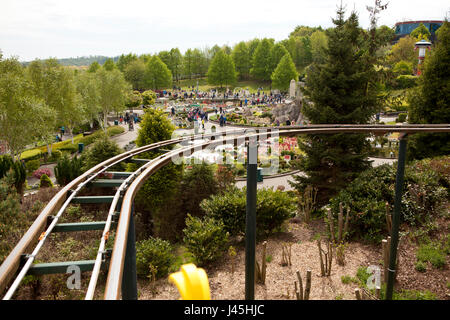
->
[139, 219, 450, 301]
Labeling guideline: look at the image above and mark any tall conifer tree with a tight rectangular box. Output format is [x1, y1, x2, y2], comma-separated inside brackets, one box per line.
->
[290, 6, 379, 204]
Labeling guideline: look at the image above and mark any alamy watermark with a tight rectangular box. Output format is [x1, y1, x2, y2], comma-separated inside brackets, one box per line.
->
[170, 127, 280, 174]
[66, 265, 81, 290]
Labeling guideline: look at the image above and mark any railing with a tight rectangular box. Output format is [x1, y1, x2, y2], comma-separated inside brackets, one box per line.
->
[0, 124, 448, 300]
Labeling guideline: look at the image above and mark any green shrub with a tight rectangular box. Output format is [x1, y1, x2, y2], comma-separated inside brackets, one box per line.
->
[0, 174, 25, 263]
[394, 75, 418, 89]
[106, 125, 125, 137]
[356, 266, 371, 287]
[54, 155, 83, 186]
[341, 275, 359, 284]
[182, 214, 229, 266]
[416, 241, 446, 269]
[396, 113, 407, 123]
[393, 289, 437, 300]
[82, 135, 123, 172]
[415, 260, 427, 272]
[57, 144, 78, 153]
[39, 174, 53, 188]
[20, 149, 43, 161]
[47, 150, 62, 162]
[200, 187, 296, 237]
[136, 237, 175, 279]
[330, 159, 448, 242]
[393, 60, 413, 75]
[25, 159, 41, 174]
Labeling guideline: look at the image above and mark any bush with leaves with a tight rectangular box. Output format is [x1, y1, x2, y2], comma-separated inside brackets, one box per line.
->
[0, 155, 26, 194]
[136, 237, 175, 279]
[54, 155, 83, 186]
[25, 159, 41, 174]
[183, 214, 229, 266]
[329, 157, 448, 242]
[81, 135, 123, 172]
[0, 174, 25, 263]
[39, 174, 53, 188]
[200, 187, 296, 237]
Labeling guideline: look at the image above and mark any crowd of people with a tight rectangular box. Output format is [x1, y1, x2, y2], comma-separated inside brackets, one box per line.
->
[156, 86, 288, 107]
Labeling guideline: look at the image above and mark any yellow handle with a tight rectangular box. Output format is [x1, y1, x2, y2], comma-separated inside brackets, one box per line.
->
[168, 263, 211, 300]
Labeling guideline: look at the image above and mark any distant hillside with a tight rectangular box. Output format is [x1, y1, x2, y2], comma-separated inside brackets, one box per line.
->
[22, 55, 120, 67]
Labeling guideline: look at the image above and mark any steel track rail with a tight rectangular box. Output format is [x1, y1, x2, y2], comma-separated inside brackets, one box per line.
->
[104, 124, 450, 299]
[1, 124, 448, 299]
[0, 127, 252, 298]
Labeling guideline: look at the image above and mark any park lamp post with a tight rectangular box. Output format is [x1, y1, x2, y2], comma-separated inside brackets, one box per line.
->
[414, 40, 432, 76]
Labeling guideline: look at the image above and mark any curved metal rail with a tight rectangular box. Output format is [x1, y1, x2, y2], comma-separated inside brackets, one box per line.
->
[1, 124, 448, 299]
[104, 124, 450, 299]
[0, 127, 252, 299]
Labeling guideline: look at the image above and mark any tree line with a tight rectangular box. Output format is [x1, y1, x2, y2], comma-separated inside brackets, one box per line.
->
[0, 54, 132, 160]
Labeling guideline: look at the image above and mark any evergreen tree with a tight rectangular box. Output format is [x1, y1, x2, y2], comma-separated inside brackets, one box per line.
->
[145, 55, 172, 90]
[410, 23, 431, 41]
[232, 41, 251, 80]
[123, 59, 147, 91]
[102, 58, 116, 71]
[87, 61, 100, 73]
[116, 53, 138, 72]
[269, 43, 289, 75]
[250, 38, 274, 81]
[207, 49, 237, 88]
[289, 6, 379, 205]
[271, 54, 298, 90]
[407, 21, 450, 160]
[183, 49, 194, 80]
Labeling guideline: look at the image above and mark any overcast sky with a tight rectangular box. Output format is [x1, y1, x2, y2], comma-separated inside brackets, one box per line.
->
[1, 0, 448, 62]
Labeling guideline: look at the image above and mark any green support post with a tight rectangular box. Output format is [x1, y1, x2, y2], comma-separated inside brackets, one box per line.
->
[245, 139, 258, 300]
[385, 134, 408, 300]
[121, 203, 137, 300]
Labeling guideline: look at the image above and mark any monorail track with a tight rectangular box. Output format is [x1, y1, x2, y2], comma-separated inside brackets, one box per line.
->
[0, 124, 449, 300]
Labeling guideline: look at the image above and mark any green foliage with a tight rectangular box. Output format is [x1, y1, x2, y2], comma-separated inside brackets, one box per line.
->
[136, 237, 176, 279]
[200, 187, 296, 237]
[102, 58, 116, 71]
[250, 38, 274, 81]
[123, 59, 147, 91]
[393, 60, 413, 75]
[416, 241, 447, 269]
[394, 75, 418, 89]
[25, 159, 41, 174]
[271, 54, 298, 90]
[294, 7, 379, 205]
[81, 135, 123, 172]
[87, 61, 100, 73]
[0, 174, 25, 263]
[232, 41, 251, 80]
[207, 49, 237, 88]
[182, 214, 229, 266]
[341, 275, 359, 285]
[415, 260, 427, 272]
[144, 55, 172, 90]
[396, 113, 407, 123]
[410, 23, 431, 41]
[407, 21, 450, 161]
[135, 108, 175, 153]
[54, 155, 83, 186]
[39, 174, 53, 188]
[329, 158, 448, 242]
[125, 91, 142, 110]
[180, 163, 218, 218]
[141, 90, 156, 106]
